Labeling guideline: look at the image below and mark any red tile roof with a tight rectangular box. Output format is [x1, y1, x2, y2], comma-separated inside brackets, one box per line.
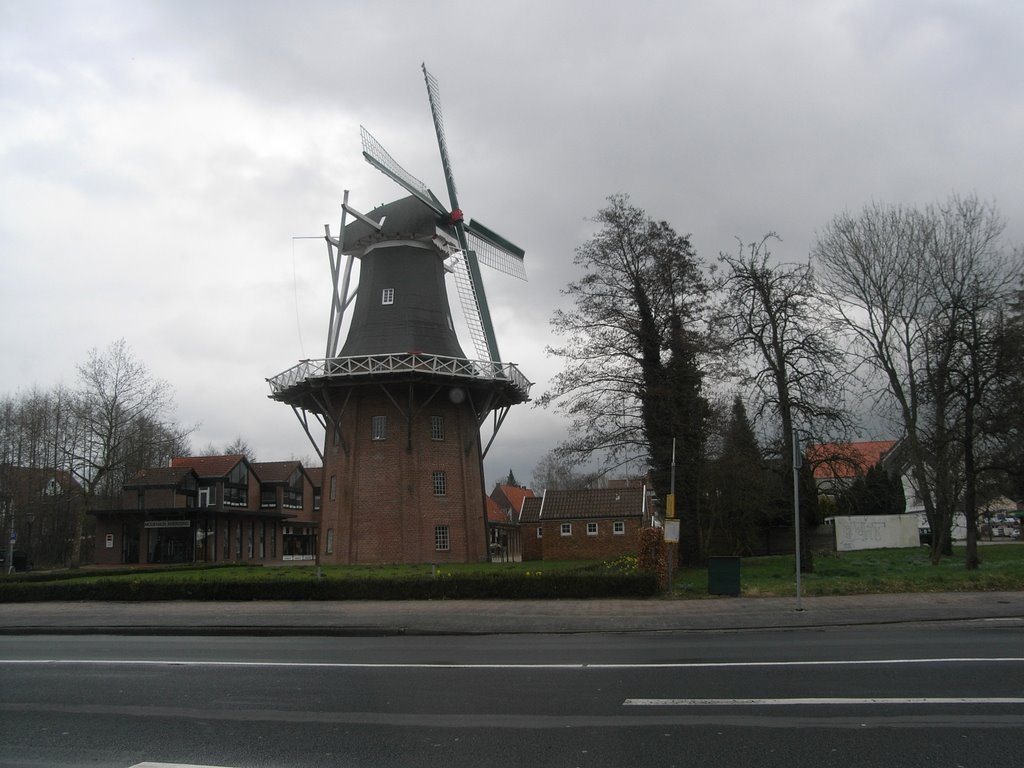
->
[491, 483, 536, 514]
[807, 440, 898, 480]
[486, 496, 508, 524]
[170, 454, 246, 479]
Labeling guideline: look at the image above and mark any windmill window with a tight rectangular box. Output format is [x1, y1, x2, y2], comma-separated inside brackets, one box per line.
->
[613, 521, 625, 535]
[432, 470, 447, 497]
[430, 415, 445, 441]
[587, 522, 598, 536]
[371, 415, 387, 441]
[381, 288, 395, 305]
[536, 526, 543, 539]
[435, 525, 450, 552]
[560, 522, 572, 537]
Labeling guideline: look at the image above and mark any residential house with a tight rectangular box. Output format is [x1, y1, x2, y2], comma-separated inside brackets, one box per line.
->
[808, 440, 899, 498]
[91, 454, 318, 566]
[487, 481, 537, 562]
[0, 464, 83, 568]
[518, 486, 655, 561]
[251, 460, 320, 560]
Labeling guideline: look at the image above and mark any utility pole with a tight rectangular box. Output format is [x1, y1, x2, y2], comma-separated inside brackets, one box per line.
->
[792, 431, 804, 611]
[5, 497, 14, 576]
[664, 438, 678, 594]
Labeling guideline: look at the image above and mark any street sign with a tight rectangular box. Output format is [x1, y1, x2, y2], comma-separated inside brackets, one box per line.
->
[664, 519, 680, 543]
[9, 531, 15, 543]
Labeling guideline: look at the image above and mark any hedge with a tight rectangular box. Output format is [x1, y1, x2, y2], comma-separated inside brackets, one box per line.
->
[0, 571, 659, 602]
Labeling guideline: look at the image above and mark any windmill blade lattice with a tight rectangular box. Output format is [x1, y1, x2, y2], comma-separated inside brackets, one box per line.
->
[360, 126, 446, 216]
[448, 254, 491, 362]
[467, 221, 527, 281]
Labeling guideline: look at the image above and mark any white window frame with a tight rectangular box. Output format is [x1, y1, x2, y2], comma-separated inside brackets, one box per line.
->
[434, 524, 450, 551]
[536, 526, 543, 539]
[587, 522, 598, 536]
[613, 520, 625, 535]
[430, 415, 445, 441]
[560, 522, 572, 537]
[371, 415, 387, 441]
[381, 288, 395, 305]
[432, 470, 447, 497]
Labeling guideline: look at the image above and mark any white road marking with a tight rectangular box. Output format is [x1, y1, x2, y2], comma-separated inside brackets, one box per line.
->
[130, 763, 238, 768]
[2, 657, 1023, 669]
[624, 697, 1024, 706]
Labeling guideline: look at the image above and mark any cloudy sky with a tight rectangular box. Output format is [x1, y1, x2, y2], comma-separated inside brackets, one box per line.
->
[2, 0, 1022, 486]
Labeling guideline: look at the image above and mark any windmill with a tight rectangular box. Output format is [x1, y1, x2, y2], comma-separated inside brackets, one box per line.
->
[268, 64, 531, 565]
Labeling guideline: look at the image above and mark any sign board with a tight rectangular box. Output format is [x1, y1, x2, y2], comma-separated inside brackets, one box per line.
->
[143, 520, 191, 529]
[832, 514, 920, 551]
[9, 531, 15, 544]
[664, 519, 680, 543]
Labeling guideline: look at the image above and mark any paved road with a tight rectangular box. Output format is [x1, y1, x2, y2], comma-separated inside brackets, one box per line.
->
[2, 622, 1022, 768]
[0, 591, 1022, 635]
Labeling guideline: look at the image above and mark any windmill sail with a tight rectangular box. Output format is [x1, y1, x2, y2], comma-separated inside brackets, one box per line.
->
[448, 253, 491, 362]
[467, 220, 527, 280]
[360, 126, 446, 216]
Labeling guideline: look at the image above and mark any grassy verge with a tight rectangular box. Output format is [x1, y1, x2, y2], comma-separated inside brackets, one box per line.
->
[0, 546, 1019, 601]
[672, 544, 1024, 597]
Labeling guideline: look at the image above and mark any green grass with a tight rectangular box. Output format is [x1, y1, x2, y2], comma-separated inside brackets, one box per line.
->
[2, 546, 1020, 600]
[673, 544, 1024, 597]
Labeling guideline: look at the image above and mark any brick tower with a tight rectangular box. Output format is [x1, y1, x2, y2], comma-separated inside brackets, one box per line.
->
[267, 65, 529, 563]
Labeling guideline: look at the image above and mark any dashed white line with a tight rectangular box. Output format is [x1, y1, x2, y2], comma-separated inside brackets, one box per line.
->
[624, 697, 1024, 706]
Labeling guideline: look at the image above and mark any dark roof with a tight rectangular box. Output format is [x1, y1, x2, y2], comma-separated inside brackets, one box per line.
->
[124, 466, 198, 489]
[519, 487, 647, 523]
[170, 454, 249, 480]
[250, 460, 303, 484]
[0, 464, 81, 494]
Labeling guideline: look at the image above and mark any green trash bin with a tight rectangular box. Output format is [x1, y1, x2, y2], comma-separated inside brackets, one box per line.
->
[708, 556, 741, 596]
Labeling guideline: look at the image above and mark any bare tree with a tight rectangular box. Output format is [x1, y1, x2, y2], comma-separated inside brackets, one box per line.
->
[713, 235, 852, 570]
[200, 436, 256, 461]
[814, 195, 1020, 565]
[66, 339, 191, 567]
[530, 450, 598, 492]
[538, 194, 710, 563]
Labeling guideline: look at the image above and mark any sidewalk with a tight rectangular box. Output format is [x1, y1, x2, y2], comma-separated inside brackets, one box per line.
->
[1, 591, 1022, 636]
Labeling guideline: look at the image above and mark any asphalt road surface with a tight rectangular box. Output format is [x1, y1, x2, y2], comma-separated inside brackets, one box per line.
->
[1, 620, 1021, 768]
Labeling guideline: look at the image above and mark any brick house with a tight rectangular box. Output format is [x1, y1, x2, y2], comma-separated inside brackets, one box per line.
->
[91, 454, 318, 566]
[487, 481, 537, 562]
[251, 460, 320, 560]
[518, 486, 655, 561]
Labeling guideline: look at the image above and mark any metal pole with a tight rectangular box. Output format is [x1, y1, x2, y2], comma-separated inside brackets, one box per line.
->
[5, 499, 14, 575]
[793, 431, 803, 611]
[667, 438, 676, 594]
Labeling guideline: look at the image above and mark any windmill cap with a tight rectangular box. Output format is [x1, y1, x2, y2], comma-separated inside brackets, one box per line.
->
[344, 195, 456, 256]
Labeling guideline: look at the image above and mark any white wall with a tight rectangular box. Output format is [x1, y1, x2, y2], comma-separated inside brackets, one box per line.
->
[833, 514, 921, 552]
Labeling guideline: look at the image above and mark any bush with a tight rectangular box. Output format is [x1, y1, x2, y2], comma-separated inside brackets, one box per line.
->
[0, 569, 659, 602]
